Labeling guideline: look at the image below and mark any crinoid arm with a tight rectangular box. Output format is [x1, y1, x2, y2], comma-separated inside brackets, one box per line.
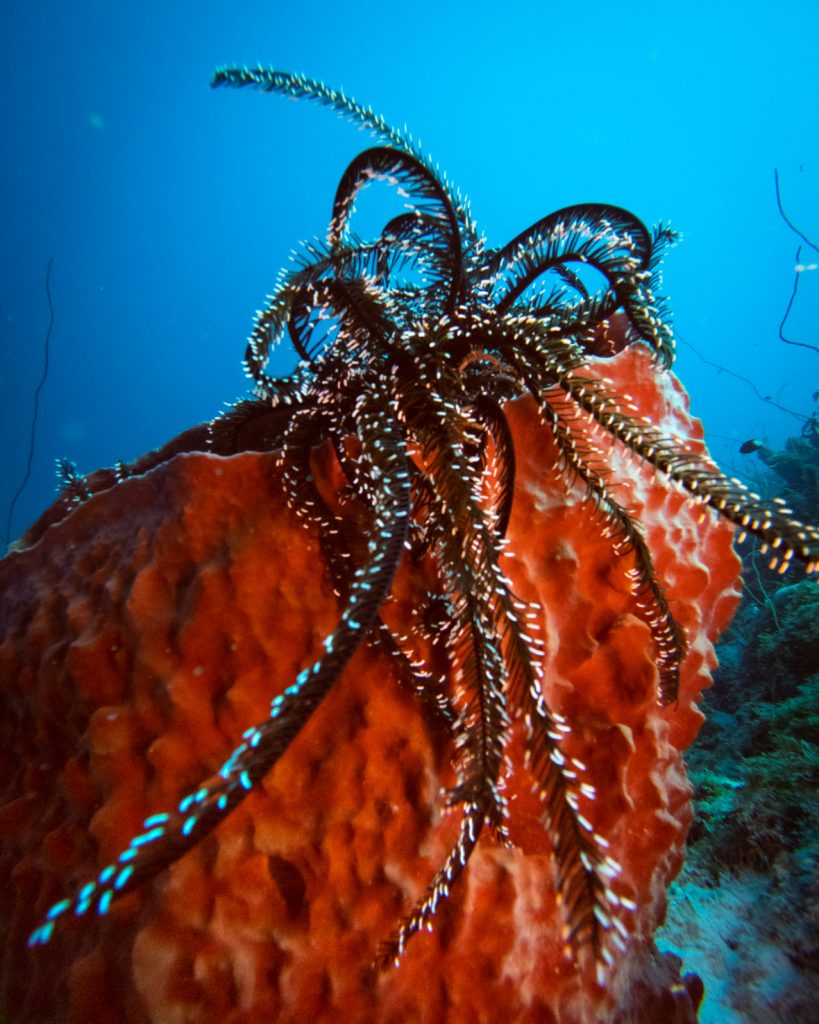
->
[557, 369, 819, 574]
[211, 66, 479, 245]
[29, 402, 411, 946]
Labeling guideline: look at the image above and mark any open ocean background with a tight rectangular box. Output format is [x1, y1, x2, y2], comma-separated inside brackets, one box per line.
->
[2, 1, 817, 545]
[2, 3, 818, 1021]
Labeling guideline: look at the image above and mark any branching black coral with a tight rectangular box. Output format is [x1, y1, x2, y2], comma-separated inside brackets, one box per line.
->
[3, 259, 54, 550]
[775, 167, 819, 358]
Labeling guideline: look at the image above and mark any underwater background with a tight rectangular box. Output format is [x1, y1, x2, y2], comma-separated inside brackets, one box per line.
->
[1, 1, 818, 1021]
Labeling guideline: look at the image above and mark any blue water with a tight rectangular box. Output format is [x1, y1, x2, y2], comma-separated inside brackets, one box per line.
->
[2, 0, 818, 542]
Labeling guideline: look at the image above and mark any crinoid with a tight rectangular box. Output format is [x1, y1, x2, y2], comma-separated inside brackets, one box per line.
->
[28, 68, 819, 978]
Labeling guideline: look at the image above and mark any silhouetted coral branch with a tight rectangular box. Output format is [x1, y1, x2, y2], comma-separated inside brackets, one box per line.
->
[3, 258, 54, 550]
[774, 168, 819, 357]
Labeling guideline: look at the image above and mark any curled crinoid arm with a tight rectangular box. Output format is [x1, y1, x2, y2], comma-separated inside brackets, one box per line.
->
[488, 204, 652, 311]
[325, 151, 464, 321]
[29, 400, 411, 948]
[487, 206, 677, 369]
[244, 249, 371, 387]
[561, 371, 819, 572]
[286, 278, 399, 380]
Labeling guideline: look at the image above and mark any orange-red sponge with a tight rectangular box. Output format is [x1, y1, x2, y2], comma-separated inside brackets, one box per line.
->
[0, 347, 740, 1022]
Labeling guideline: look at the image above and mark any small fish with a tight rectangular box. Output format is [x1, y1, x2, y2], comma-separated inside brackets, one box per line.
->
[739, 439, 763, 454]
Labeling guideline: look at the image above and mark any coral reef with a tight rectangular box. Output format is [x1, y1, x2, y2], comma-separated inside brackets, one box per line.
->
[663, 413, 819, 1021]
[668, 579, 819, 1022]
[692, 579, 819, 875]
[753, 419, 819, 526]
[0, 347, 739, 1023]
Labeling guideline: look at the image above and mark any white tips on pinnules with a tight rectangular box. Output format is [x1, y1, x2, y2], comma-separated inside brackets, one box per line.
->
[31, 66, 817, 973]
